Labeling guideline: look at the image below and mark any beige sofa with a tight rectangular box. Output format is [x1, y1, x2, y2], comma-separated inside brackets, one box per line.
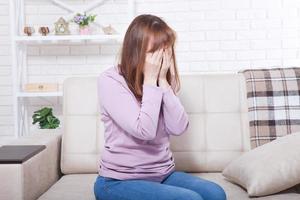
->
[1, 73, 300, 200]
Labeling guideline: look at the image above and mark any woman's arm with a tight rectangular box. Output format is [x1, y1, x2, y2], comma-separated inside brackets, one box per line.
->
[97, 74, 163, 141]
[161, 84, 190, 136]
[158, 47, 189, 136]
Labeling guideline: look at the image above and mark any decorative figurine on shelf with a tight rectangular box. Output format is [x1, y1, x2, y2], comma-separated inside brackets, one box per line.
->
[102, 24, 117, 35]
[38, 26, 50, 36]
[24, 83, 59, 92]
[54, 17, 70, 35]
[71, 12, 97, 35]
[24, 26, 35, 36]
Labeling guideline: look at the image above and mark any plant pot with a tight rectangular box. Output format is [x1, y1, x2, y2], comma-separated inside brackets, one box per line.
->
[79, 25, 91, 35]
[30, 125, 62, 135]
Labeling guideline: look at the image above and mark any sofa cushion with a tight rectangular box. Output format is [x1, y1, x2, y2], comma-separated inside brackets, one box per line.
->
[37, 173, 300, 200]
[239, 67, 300, 149]
[222, 132, 300, 197]
[37, 174, 97, 200]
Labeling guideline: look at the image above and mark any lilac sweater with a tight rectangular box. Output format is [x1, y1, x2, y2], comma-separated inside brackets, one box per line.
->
[97, 65, 189, 182]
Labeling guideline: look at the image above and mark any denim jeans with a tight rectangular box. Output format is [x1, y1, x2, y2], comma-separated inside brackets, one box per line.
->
[94, 170, 227, 200]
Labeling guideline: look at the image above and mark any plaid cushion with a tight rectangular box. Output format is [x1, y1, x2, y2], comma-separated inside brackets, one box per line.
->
[239, 67, 300, 149]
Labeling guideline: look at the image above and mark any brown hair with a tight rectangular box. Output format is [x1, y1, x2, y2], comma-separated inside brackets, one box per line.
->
[117, 14, 180, 102]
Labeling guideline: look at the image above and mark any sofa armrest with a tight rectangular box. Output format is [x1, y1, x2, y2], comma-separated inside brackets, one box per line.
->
[0, 132, 62, 200]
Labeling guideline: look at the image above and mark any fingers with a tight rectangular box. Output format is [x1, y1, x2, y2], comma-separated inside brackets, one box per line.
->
[166, 47, 173, 59]
[145, 52, 152, 63]
[145, 48, 163, 70]
[154, 48, 164, 63]
[162, 51, 170, 70]
[145, 49, 157, 61]
[151, 50, 157, 59]
[150, 48, 163, 67]
[145, 48, 167, 67]
[163, 51, 168, 65]
[163, 47, 173, 64]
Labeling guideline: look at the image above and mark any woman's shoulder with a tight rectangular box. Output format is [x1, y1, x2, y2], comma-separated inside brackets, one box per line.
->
[97, 65, 128, 91]
[98, 65, 118, 78]
[98, 66, 121, 82]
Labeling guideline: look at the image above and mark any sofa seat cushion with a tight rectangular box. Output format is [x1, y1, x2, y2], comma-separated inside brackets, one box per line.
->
[37, 174, 97, 200]
[37, 173, 300, 200]
[200, 173, 300, 200]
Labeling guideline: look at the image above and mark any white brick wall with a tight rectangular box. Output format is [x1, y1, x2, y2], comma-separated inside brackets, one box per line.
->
[1, 0, 300, 140]
[0, 0, 14, 143]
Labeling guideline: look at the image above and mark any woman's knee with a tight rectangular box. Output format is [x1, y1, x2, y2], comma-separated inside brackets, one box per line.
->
[175, 189, 204, 200]
[206, 182, 227, 200]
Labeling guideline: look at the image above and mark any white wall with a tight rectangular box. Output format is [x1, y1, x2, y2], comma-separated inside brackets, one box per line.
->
[0, 0, 13, 143]
[1, 0, 300, 141]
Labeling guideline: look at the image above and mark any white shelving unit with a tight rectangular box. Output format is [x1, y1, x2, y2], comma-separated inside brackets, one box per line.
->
[14, 34, 124, 44]
[9, 0, 135, 137]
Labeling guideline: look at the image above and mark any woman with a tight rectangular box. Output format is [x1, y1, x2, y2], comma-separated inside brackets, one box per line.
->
[94, 14, 226, 200]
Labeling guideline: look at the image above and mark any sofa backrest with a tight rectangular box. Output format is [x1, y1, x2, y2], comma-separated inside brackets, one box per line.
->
[61, 73, 250, 174]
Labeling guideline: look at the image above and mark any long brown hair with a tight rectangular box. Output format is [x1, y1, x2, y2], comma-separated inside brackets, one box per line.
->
[117, 14, 180, 102]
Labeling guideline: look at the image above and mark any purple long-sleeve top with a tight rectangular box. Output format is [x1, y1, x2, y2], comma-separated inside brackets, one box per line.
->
[97, 65, 189, 182]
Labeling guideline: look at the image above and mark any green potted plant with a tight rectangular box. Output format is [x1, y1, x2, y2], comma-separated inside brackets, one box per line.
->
[71, 12, 97, 35]
[32, 107, 60, 129]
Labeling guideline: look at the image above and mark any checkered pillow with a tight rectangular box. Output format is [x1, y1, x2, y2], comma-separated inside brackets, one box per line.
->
[239, 67, 300, 149]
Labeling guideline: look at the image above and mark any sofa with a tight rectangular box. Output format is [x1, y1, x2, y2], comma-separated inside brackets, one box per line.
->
[1, 73, 300, 200]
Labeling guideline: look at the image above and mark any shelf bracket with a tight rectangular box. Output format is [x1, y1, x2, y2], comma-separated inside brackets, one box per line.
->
[51, 0, 76, 13]
[50, 0, 108, 14]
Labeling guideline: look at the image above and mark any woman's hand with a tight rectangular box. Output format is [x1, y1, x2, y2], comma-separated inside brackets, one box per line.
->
[158, 47, 174, 89]
[144, 48, 164, 86]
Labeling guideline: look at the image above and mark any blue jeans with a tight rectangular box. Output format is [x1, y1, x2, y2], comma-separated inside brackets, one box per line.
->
[94, 170, 226, 200]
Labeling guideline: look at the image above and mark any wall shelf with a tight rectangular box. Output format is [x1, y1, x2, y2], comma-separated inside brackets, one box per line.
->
[16, 92, 64, 98]
[14, 34, 124, 44]
[9, 0, 135, 137]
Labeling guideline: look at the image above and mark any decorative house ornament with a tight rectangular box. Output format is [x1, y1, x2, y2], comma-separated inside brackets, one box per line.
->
[38, 27, 50, 36]
[102, 24, 117, 35]
[24, 26, 35, 36]
[24, 83, 59, 92]
[54, 17, 70, 35]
